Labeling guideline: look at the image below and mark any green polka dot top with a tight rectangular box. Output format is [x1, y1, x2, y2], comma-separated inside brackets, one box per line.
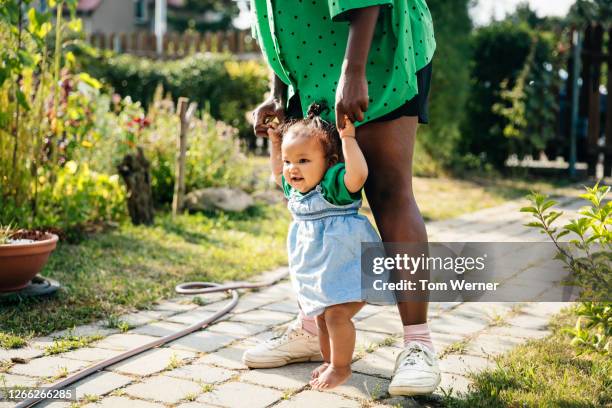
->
[250, 0, 436, 126]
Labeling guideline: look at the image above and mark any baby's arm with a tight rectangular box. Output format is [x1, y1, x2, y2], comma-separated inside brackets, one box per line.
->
[340, 117, 368, 193]
[267, 123, 283, 187]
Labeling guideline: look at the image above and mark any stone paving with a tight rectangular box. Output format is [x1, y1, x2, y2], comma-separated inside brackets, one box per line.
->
[0, 192, 582, 408]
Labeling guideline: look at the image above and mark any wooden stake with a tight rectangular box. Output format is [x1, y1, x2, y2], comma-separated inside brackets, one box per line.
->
[172, 97, 197, 216]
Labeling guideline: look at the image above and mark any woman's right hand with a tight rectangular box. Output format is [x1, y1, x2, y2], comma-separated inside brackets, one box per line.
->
[253, 97, 286, 138]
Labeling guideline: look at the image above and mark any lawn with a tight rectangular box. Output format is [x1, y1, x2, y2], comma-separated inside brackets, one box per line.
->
[0, 159, 577, 343]
[442, 306, 611, 407]
[0, 205, 290, 339]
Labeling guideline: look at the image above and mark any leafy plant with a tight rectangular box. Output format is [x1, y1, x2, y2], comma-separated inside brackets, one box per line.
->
[0, 223, 14, 244]
[521, 182, 611, 354]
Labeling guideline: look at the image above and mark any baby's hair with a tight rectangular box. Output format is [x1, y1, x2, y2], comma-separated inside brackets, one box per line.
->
[277, 101, 343, 164]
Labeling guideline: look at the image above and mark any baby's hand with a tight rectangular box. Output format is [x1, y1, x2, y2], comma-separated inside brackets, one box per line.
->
[339, 115, 355, 139]
[266, 121, 283, 142]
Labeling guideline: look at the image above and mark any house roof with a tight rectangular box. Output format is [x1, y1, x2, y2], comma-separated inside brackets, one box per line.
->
[77, 0, 185, 12]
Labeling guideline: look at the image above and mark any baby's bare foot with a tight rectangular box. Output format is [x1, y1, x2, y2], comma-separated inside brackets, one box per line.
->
[310, 362, 329, 380]
[309, 364, 351, 390]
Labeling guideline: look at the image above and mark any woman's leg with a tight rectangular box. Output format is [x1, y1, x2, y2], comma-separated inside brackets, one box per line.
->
[355, 116, 429, 328]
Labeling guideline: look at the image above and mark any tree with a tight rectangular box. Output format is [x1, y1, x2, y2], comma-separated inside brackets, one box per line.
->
[168, 0, 240, 32]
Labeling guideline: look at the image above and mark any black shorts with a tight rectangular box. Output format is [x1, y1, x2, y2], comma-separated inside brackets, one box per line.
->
[286, 61, 433, 124]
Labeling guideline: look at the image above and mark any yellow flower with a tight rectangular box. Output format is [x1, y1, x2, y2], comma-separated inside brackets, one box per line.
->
[65, 161, 78, 174]
[81, 140, 93, 148]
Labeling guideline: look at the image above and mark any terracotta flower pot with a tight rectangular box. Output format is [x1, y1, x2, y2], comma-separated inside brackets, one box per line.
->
[0, 233, 59, 292]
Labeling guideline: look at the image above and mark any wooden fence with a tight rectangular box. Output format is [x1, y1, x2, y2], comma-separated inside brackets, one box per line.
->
[87, 29, 261, 59]
[578, 23, 612, 176]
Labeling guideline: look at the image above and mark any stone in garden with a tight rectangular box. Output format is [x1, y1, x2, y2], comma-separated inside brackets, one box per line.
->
[251, 190, 285, 205]
[184, 188, 254, 212]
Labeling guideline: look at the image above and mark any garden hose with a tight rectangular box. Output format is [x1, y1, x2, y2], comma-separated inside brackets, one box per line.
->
[14, 269, 289, 408]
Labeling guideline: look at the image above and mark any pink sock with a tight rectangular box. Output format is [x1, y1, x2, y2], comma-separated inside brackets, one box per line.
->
[403, 322, 435, 353]
[298, 310, 318, 335]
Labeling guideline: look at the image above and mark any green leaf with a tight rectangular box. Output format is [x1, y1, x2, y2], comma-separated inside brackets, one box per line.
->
[15, 90, 30, 111]
[520, 206, 538, 213]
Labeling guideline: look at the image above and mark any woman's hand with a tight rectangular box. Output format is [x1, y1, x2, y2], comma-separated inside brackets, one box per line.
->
[335, 65, 368, 130]
[253, 97, 286, 138]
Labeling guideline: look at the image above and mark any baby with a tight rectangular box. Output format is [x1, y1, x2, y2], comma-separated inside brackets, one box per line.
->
[267, 101, 382, 389]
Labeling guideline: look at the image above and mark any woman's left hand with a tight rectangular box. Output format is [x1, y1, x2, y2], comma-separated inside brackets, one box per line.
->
[335, 65, 368, 130]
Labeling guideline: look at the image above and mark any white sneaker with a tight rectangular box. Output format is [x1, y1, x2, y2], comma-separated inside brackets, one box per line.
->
[388, 341, 441, 396]
[242, 320, 323, 368]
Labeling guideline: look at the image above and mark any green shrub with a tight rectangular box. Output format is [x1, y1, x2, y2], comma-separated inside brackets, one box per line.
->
[78, 50, 269, 144]
[459, 22, 561, 169]
[522, 183, 611, 355]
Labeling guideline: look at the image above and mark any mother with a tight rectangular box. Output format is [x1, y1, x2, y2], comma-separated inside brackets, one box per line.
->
[244, 0, 439, 396]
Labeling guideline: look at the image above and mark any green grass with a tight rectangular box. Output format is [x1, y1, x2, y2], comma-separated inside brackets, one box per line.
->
[442, 306, 611, 407]
[0, 160, 580, 346]
[44, 332, 104, 355]
[0, 204, 290, 339]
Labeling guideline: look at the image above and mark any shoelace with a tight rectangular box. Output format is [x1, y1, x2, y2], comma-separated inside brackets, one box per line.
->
[267, 323, 303, 346]
[399, 345, 431, 368]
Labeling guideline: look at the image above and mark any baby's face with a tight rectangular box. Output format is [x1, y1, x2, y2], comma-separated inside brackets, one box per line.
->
[281, 131, 327, 194]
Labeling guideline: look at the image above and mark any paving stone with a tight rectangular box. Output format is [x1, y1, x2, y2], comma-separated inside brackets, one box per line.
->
[114, 311, 166, 327]
[207, 321, 267, 337]
[465, 333, 526, 357]
[131, 321, 190, 337]
[197, 381, 283, 408]
[109, 348, 195, 376]
[428, 313, 489, 336]
[197, 342, 251, 370]
[229, 294, 277, 313]
[166, 308, 218, 326]
[354, 312, 403, 335]
[93, 334, 159, 351]
[354, 304, 386, 321]
[166, 363, 235, 383]
[352, 347, 403, 379]
[50, 324, 118, 339]
[228, 309, 294, 326]
[355, 330, 394, 352]
[0, 373, 39, 387]
[274, 390, 360, 407]
[169, 292, 229, 306]
[438, 353, 495, 376]
[375, 396, 435, 408]
[486, 324, 551, 339]
[30, 401, 71, 408]
[124, 375, 202, 404]
[328, 372, 390, 400]
[82, 396, 166, 408]
[200, 299, 236, 313]
[428, 301, 462, 317]
[70, 371, 132, 399]
[0, 346, 44, 362]
[168, 331, 239, 353]
[435, 372, 472, 397]
[9, 356, 88, 378]
[176, 402, 224, 408]
[240, 363, 318, 390]
[152, 300, 199, 313]
[259, 300, 300, 314]
[523, 302, 573, 318]
[431, 332, 468, 354]
[503, 313, 551, 331]
[61, 347, 124, 363]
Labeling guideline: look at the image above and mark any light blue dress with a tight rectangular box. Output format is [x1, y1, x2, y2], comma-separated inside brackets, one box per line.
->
[283, 164, 392, 317]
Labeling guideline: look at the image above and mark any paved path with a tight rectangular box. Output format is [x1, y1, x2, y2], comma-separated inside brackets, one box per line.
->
[0, 191, 582, 408]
